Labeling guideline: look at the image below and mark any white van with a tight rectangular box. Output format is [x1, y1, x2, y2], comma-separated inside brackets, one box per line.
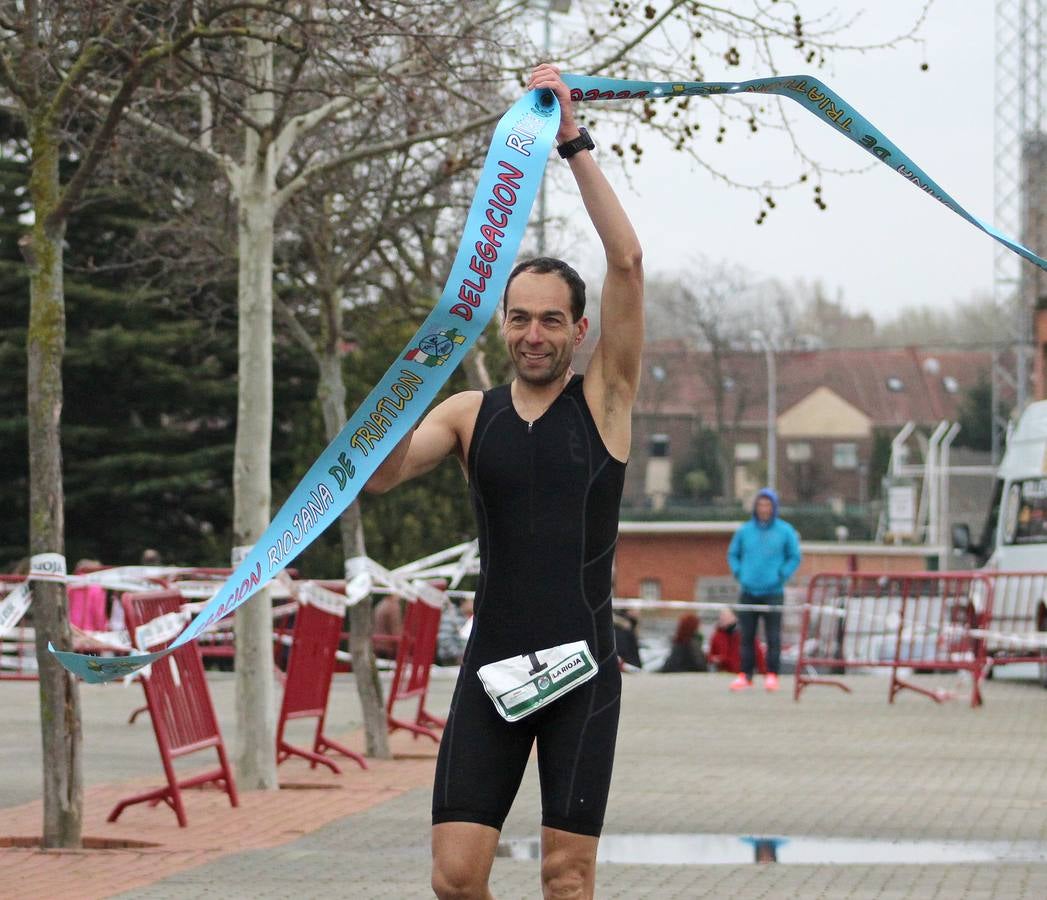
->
[954, 400, 1047, 568]
[953, 400, 1047, 683]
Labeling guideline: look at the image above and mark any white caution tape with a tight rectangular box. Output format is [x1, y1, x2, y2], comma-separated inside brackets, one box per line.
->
[298, 580, 350, 617]
[612, 598, 797, 614]
[0, 553, 68, 638]
[70, 626, 133, 653]
[345, 556, 445, 609]
[966, 627, 1047, 650]
[0, 581, 33, 639]
[134, 610, 190, 651]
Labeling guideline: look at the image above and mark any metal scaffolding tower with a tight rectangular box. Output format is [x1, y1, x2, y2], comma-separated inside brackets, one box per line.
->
[993, 0, 1047, 460]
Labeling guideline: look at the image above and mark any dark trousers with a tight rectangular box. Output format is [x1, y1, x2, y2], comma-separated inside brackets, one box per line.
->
[738, 592, 783, 678]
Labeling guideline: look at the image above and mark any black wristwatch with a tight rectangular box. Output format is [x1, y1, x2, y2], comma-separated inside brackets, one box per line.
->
[557, 127, 594, 160]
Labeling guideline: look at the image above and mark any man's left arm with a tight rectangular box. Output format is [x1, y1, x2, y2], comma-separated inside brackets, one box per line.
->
[527, 65, 644, 459]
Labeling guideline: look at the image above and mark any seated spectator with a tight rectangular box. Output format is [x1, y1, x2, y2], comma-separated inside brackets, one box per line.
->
[372, 593, 403, 660]
[708, 607, 766, 675]
[660, 613, 708, 673]
[68, 559, 108, 632]
[436, 596, 473, 666]
[613, 607, 642, 669]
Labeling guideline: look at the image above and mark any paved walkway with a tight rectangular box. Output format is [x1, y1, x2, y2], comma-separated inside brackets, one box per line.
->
[3, 667, 1047, 899]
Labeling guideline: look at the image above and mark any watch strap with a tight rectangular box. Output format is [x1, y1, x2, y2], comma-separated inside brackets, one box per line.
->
[556, 127, 594, 160]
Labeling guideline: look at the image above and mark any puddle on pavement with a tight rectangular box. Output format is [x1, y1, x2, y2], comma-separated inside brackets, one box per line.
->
[496, 833, 1047, 865]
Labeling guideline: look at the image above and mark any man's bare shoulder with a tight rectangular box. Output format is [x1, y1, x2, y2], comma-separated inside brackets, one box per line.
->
[437, 389, 481, 418]
[434, 389, 484, 424]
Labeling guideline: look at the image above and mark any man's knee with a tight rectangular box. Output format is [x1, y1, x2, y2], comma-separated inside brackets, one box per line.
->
[432, 821, 499, 900]
[541, 848, 594, 899]
[431, 857, 488, 900]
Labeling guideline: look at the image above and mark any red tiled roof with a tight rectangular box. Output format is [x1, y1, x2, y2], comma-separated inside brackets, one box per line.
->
[629, 342, 992, 428]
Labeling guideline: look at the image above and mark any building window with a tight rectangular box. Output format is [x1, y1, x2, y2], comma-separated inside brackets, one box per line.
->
[833, 442, 858, 470]
[786, 441, 812, 462]
[639, 578, 661, 601]
[649, 434, 670, 458]
[734, 442, 760, 462]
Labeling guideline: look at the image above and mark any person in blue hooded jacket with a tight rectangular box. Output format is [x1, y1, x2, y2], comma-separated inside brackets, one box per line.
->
[726, 487, 801, 692]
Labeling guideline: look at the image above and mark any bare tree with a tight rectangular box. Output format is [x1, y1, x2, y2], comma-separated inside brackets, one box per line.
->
[89, 2, 521, 780]
[0, 0, 292, 849]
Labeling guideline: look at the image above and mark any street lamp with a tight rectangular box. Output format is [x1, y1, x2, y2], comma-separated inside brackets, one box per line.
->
[750, 329, 777, 493]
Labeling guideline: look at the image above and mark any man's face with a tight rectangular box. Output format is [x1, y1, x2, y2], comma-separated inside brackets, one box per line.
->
[755, 496, 774, 522]
[502, 271, 587, 386]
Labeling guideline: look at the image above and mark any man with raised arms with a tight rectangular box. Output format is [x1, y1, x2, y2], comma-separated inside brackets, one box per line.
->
[366, 63, 643, 900]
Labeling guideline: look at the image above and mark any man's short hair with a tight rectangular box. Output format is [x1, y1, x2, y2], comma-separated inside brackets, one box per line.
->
[503, 257, 586, 322]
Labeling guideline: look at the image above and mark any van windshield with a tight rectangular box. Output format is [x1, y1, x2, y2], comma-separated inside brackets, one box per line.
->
[1002, 477, 1047, 545]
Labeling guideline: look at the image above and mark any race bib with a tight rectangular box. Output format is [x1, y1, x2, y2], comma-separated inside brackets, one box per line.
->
[476, 641, 597, 723]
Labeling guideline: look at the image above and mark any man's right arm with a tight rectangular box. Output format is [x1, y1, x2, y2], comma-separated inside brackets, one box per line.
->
[727, 528, 743, 579]
[364, 390, 481, 494]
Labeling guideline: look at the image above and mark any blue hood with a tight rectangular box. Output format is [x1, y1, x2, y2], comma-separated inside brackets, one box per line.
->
[753, 487, 779, 522]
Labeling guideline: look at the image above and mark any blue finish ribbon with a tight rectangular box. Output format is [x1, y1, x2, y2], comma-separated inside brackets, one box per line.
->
[51, 88, 562, 682]
[562, 73, 1047, 271]
[52, 72, 1046, 683]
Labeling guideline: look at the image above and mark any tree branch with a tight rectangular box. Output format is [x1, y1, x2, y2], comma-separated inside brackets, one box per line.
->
[274, 107, 501, 210]
[274, 293, 320, 365]
[272, 94, 353, 172]
[0, 47, 26, 104]
[80, 87, 235, 174]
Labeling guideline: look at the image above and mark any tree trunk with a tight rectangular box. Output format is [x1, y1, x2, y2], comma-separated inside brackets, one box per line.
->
[231, 33, 278, 790]
[317, 350, 391, 759]
[24, 116, 83, 847]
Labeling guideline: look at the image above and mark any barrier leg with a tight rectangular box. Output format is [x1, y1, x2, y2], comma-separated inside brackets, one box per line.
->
[388, 710, 442, 743]
[888, 667, 949, 705]
[315, 734, 367, 770]
[108, 784, 186, 828]
[417, 709, 446, 730]
[278, 739, 342, 774]
[794, 671, 851, 699]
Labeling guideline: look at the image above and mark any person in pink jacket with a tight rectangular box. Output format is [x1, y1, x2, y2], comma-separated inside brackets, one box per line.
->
[68, 560, 108, 632]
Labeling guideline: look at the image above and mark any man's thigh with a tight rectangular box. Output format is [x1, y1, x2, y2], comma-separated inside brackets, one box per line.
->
[432, 669, 534, 829]
[535, 657, 620, 835]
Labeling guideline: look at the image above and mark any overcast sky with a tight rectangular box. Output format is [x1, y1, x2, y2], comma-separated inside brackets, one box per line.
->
[535, 3, 1009, 324]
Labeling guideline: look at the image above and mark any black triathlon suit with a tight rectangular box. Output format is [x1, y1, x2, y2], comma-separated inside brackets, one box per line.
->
[432, 374, 625, 837]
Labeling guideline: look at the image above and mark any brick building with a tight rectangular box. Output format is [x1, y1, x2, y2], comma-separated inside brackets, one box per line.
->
[614, 521, 934, 606]
[626, 343, 993, 508]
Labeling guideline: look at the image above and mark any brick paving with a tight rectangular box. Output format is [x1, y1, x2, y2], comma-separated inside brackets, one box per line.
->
[3, 668, 1047, 898]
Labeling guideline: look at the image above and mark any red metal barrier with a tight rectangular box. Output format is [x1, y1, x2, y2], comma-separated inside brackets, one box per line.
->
[1, 576, 38, 681]
[977, 571, 1047, 675]
[0, 624, 37, 681]
[794, 572, 991, 708]
[108, 590, 238, 827]
[276, 600, 367, 774]
[386, 600, 444, 742]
